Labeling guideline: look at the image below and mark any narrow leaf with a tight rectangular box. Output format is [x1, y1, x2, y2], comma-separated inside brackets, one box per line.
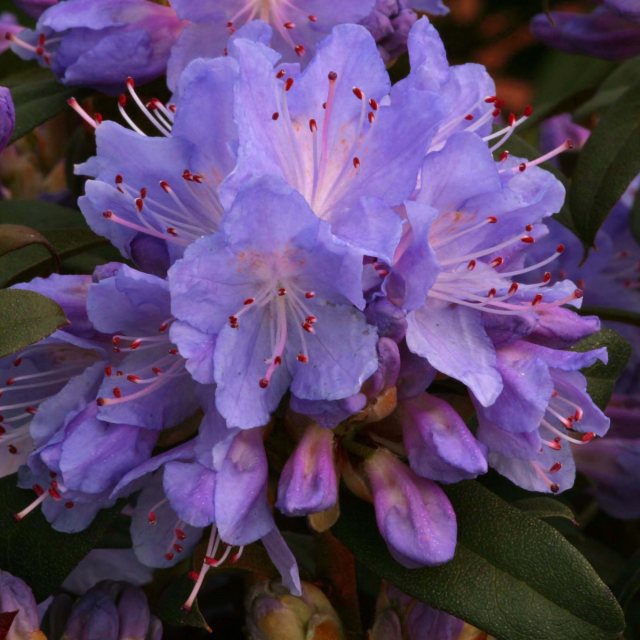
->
[569, 80, 640, 248]
[153, 576, 211, 631]
[572, 328, 632, 409]
[0, 289, 67, 358]
[334, 483, 625, 640]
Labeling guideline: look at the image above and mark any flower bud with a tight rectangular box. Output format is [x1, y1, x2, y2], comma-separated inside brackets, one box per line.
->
[0, 571, 46, 640]
[246, 580, 345, 640]
[277, 424, 338, 517]
[364, 449, 457, 568]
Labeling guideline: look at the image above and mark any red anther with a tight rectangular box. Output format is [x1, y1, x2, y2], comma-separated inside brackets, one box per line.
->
[103, 210, 113, 219]
[115, 175, 124, 185]
[35, 46, 44, 56]
[295, 44, 305, 57]
[309, 118, 317, 133]
[96, 398, 106, 407]
[33, 484, 44, 497]
[130, 339, 142, 350]
[532, 294, 543, 306]
[113, 387, 122, 399]
[495, 98, 505, 108]
[297, 354, 309, 363]
[38, 33, 46, 46]
[550, 483, 560, 494]
[135, 198, 144, 212]
[204, 556, 217, 566]
[328, 71, 338, 81]
[518, 162, 527, 172]
[105, 365, 113, 376]
[464, 114, 474, 121]
[139, 187, 148, 199]
[467, 259, 476, 271]
[305, 315, 317, 324]
[48, 486, 62, 500]
[566, 139, 575, 150]
[487, 216, 497, 224]
[173, 544, 184, 553]
[278, 287, 287, 296]
[187, 571, 200, 582]
[126, 76, 135, 88]
[160, 180, 171, 193]
[369, 98, 378, 110]
[352, 86, 364, 100]
[65, 501, 75, 510]
[368, 112, 375, 124]
[285, 77, 294, 91]
[259, 378, 269, 389]
[302, 322, 315, 333]
[556, 244, 565, 254]
[485, 96, 497, 103]
[499, 150, 510, 162]
[581, 432, 596, 443]
[5, 378, 15, 386]
[523, 105, 533, 117]
[549, 462, 562, 473]
[117, 370, 124, 376]
[573, 289, 584, 299]
[543, 272, 552, 283]
[118, 94, 127, 107]
[276, 69, 286, 79]
[148, 511, 157, 525]
[272, 112, 280, 121]
[13, 357, 22, 367]
[521, 236, 535, 244]
[353, 157, 361, 169]
[492, 108, 501, 118]
[167, 227, 178, 237]
[322, 101, 327, 109]
[94, 113, 103, 124]
[308, 14, 317, 21]
[490, 257, 504, 268]
[8, 444, 17, 454]
[164, 553, 174, 561]
[127, 374, 141, 383]
[244, 298, 255, 305]
[43, 54, 51, 66]
[284, 21, 295, 29]
[183, 169, 193, 181]
[112, 335, 122, 346]
[169, 348, 179, 355]
[305, 291, 315, 299]
[229, 315, 239, 328]
[226, 21, 233, 28]
[152, 367, 162, 376]
[159, 321, 169, 332]
[274, 356, 282, 365]
[175, 528, 187, 540]
[488, 288, 497, 298]
[508, 282, 519, 295]
[508, 112, 517, 126]
[25, 407, 37, 415]
[525, 224, 534, 232]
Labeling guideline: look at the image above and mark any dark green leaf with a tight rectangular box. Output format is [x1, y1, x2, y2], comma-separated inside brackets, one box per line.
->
[0, 475, 121, 600]
[334, 483, 625, 640]
[528, 52, 614, 128]
[153, 576, 211, 631]
[568, 80, 640, 249]
[575, 56, 640, 117]
[5, 67, 89, 143]
[0, 199, 87, 229]
[0, 288, 67, 358]
[572, 328, 632, 409]
[579, 307, 640, 329]
[512, 497, 577, 523]
[615, 551, 640, 612]
[0, 223, 59, 268]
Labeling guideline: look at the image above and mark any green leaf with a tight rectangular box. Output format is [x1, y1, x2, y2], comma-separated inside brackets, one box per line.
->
[572, 328, 632, 409]
[512, 497, 577, 523]
[614, 550, 640, 612]
[153, 576, 211, 631]
[0, 475, 121, 601]
[0, 289, 68, 358]
[0, 223, 59, 267]
[4, 67, 89, 143]
[575, 56, 640, 118]
[333, 483, 625, 640]
[568, 80, 640, 249]
[579, 307, 640, 329]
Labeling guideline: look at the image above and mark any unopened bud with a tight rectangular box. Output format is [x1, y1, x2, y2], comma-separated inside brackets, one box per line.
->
[246, 580, 345, 640]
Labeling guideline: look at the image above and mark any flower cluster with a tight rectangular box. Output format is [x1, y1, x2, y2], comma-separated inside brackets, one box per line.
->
[1, 10, 611, 615]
